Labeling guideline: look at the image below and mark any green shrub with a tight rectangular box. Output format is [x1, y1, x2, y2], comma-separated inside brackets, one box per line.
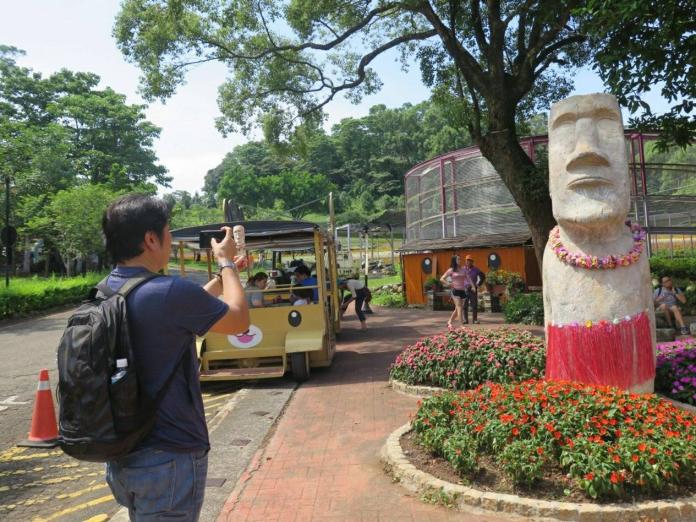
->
[503, 292, 544, 325]
[413, 380, 696, 500]
[389, 328, 545, 390]
[371, 292, 406, 307]
[0, 273, 106, 319]
[650, 256, 696, 281]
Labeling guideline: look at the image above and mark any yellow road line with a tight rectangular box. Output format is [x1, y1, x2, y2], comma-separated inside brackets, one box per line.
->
[55, 483, 108, 500]
[0, 482, 107, 510]
[9, 450, 63, 461]
[202, 395, 228, 405]
[1, 471, 102, 491]
[83, 515, 109, 522]
[0, 446, 26, 461]
[31, 494, 113, 522]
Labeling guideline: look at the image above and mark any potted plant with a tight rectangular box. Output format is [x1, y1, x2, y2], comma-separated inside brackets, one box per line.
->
[423, 276, 442, 293]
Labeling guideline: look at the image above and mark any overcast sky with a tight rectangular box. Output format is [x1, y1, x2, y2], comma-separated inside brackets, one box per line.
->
[1, 1, 668, 195]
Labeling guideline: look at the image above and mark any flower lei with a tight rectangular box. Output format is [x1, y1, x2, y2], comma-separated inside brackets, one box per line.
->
[549, 221, 646, 269]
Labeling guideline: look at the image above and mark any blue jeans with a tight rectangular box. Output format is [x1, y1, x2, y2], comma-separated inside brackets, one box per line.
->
[106, 447, 208, 521]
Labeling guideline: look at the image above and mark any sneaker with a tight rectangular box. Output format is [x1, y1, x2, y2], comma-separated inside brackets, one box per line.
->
[472, 320, 480, 324]
[680, 327, 689, 336]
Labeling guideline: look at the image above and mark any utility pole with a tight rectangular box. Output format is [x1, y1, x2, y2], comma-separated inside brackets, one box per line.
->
[4, 175, 10, 288]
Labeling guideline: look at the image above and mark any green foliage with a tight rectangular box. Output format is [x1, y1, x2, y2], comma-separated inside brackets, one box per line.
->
[486, 269, 524, 294]
[413, 380, 696, 500]
[503, 293, 544, 326]
[650, 256, 696, 282]
[0, 272, 106, 319]
[389, 329, 545, 390]
[580, 1, 696, 148]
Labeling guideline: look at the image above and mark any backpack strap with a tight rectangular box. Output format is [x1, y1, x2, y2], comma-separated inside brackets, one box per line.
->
[94, 271, 162, 299]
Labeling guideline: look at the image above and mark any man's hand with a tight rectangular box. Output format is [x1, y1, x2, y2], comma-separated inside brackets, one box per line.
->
[211, 226, 238, 266]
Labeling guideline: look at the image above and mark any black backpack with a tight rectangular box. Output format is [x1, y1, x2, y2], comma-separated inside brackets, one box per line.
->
[57, 272, 179, 462]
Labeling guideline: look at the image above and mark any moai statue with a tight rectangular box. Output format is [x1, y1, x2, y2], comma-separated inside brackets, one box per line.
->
[543, 93, 655, 393]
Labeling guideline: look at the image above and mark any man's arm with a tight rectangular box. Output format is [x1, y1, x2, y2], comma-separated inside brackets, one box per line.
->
[207, 227, 250, 334]
[676, 288, 687, 305]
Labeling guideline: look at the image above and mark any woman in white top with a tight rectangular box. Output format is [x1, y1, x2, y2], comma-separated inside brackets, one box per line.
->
[339, 278, 368, 330]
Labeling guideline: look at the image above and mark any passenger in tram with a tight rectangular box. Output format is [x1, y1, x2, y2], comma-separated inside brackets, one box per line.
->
[245, 272, 269, 308]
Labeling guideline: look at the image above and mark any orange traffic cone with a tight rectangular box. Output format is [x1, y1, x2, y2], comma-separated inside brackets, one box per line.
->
[18, 369, 59, 448]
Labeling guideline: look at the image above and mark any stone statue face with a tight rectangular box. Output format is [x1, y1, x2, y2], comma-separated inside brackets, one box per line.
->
[548, 94, 630, 226]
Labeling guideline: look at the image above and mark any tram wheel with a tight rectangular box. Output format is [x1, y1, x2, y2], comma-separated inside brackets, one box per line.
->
[290, 352, 310, 383]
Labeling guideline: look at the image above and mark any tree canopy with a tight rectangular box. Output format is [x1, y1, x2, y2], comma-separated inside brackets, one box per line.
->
[1, 46, 169, 273]
[115, 0, 693, 267]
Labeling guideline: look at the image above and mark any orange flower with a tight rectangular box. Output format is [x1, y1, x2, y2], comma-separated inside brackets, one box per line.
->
[631, 454, 639, 462]
[584, 472, 594, 481]
[610, 471, 621, 484]
[612, 455, 621, 463]
[512, 427, 520, 436]
[536, 447, 544, 455]
[638, 443, 647, 452]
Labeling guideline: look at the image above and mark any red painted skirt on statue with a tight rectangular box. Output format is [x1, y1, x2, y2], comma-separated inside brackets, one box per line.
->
[545, 311, 655, 390]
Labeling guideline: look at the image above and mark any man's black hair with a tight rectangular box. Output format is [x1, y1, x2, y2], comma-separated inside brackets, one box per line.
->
[102, 194, 170, 263]
[294, 265, 311, 277]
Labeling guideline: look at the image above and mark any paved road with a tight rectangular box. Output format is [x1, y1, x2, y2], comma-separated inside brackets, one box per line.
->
[0, 272, 296, 521]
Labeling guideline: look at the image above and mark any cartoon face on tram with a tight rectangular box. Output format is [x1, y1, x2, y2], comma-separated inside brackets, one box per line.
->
[170, 221, 340, 382]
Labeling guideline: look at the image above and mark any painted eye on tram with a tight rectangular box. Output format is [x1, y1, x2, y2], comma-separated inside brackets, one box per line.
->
[288, 310, 302, 327]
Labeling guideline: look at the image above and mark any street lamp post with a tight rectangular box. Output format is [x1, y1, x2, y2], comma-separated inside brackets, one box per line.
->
[4, 174, 9, 288]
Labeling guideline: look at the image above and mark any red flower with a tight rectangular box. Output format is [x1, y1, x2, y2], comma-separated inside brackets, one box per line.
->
[536, 447, 544, 455]
[631, 455, 639, 462]
[638, 443, 647, 452]
[584, 472, 594, 481]
[610, 471, 621, 484]
[612, 455, 621, 463]
[511, 427, 520, 436]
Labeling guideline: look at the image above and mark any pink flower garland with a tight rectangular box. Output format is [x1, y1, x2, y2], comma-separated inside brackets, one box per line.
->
[549, 221, 647, 269]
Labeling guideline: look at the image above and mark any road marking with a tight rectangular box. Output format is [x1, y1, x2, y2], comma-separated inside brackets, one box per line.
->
[83, 515, 109, 522]
[0, 446, 26, 460]
[55, 483, 108, 500]
[0, 395, 29, 406]
[7, 450, 63, 461]
[31, 494, 113, 521]
[2, 471, 101, 491]
[208, 388, 248, 433]
[203, 395, 228, 405]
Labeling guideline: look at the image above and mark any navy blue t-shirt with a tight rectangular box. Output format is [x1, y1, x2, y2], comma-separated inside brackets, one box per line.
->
[107, 267, 228, 453]
[300, 276, 319, 302]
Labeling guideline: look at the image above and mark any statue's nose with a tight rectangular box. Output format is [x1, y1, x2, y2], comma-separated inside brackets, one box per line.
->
[565, 117, 609, 170]
[572, 117, 599, 154]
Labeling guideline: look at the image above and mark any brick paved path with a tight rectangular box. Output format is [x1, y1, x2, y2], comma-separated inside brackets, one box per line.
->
[219, 307, 534, 522]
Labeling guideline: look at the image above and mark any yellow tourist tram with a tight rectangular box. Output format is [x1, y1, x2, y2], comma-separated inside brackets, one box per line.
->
[170, 221, 340, 382]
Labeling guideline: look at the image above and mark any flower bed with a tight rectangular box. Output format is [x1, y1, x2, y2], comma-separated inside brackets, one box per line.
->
[412, 380, 696, 501]
[657, 338, 696, 406]
[389, 328, 545, 390]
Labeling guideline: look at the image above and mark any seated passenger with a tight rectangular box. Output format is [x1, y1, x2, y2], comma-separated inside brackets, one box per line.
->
[291, 287, 314, 306]
[294, 265, 318, 302]
[245, 272, 268, 308]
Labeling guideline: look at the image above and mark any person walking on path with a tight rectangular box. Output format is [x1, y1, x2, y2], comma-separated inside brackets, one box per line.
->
[339, 277, 369, 330]
[102, 194, 249, 521]
[441, 255, 486, 327]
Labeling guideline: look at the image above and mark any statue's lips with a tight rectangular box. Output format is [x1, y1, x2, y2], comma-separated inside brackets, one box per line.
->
[566, 176, 612, 189]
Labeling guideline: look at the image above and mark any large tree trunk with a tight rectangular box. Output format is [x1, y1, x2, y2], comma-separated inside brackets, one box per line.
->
[478, 128, 556, 271]
[22, 237, 31, 274]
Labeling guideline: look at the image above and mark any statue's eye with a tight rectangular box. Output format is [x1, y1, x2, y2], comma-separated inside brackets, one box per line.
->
[288, 310, 302, 327]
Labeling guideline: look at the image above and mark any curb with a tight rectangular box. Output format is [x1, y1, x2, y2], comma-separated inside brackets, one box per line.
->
[381, 423, 696, 522]
[389, 378, 444, 398]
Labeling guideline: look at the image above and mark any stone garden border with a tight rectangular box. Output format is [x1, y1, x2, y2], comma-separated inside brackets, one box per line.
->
[390, 378, 696, 416]
[381, 423, 696, 521]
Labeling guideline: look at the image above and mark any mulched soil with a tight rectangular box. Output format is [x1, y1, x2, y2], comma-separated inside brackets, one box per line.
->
[400, 431, 696, 504]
